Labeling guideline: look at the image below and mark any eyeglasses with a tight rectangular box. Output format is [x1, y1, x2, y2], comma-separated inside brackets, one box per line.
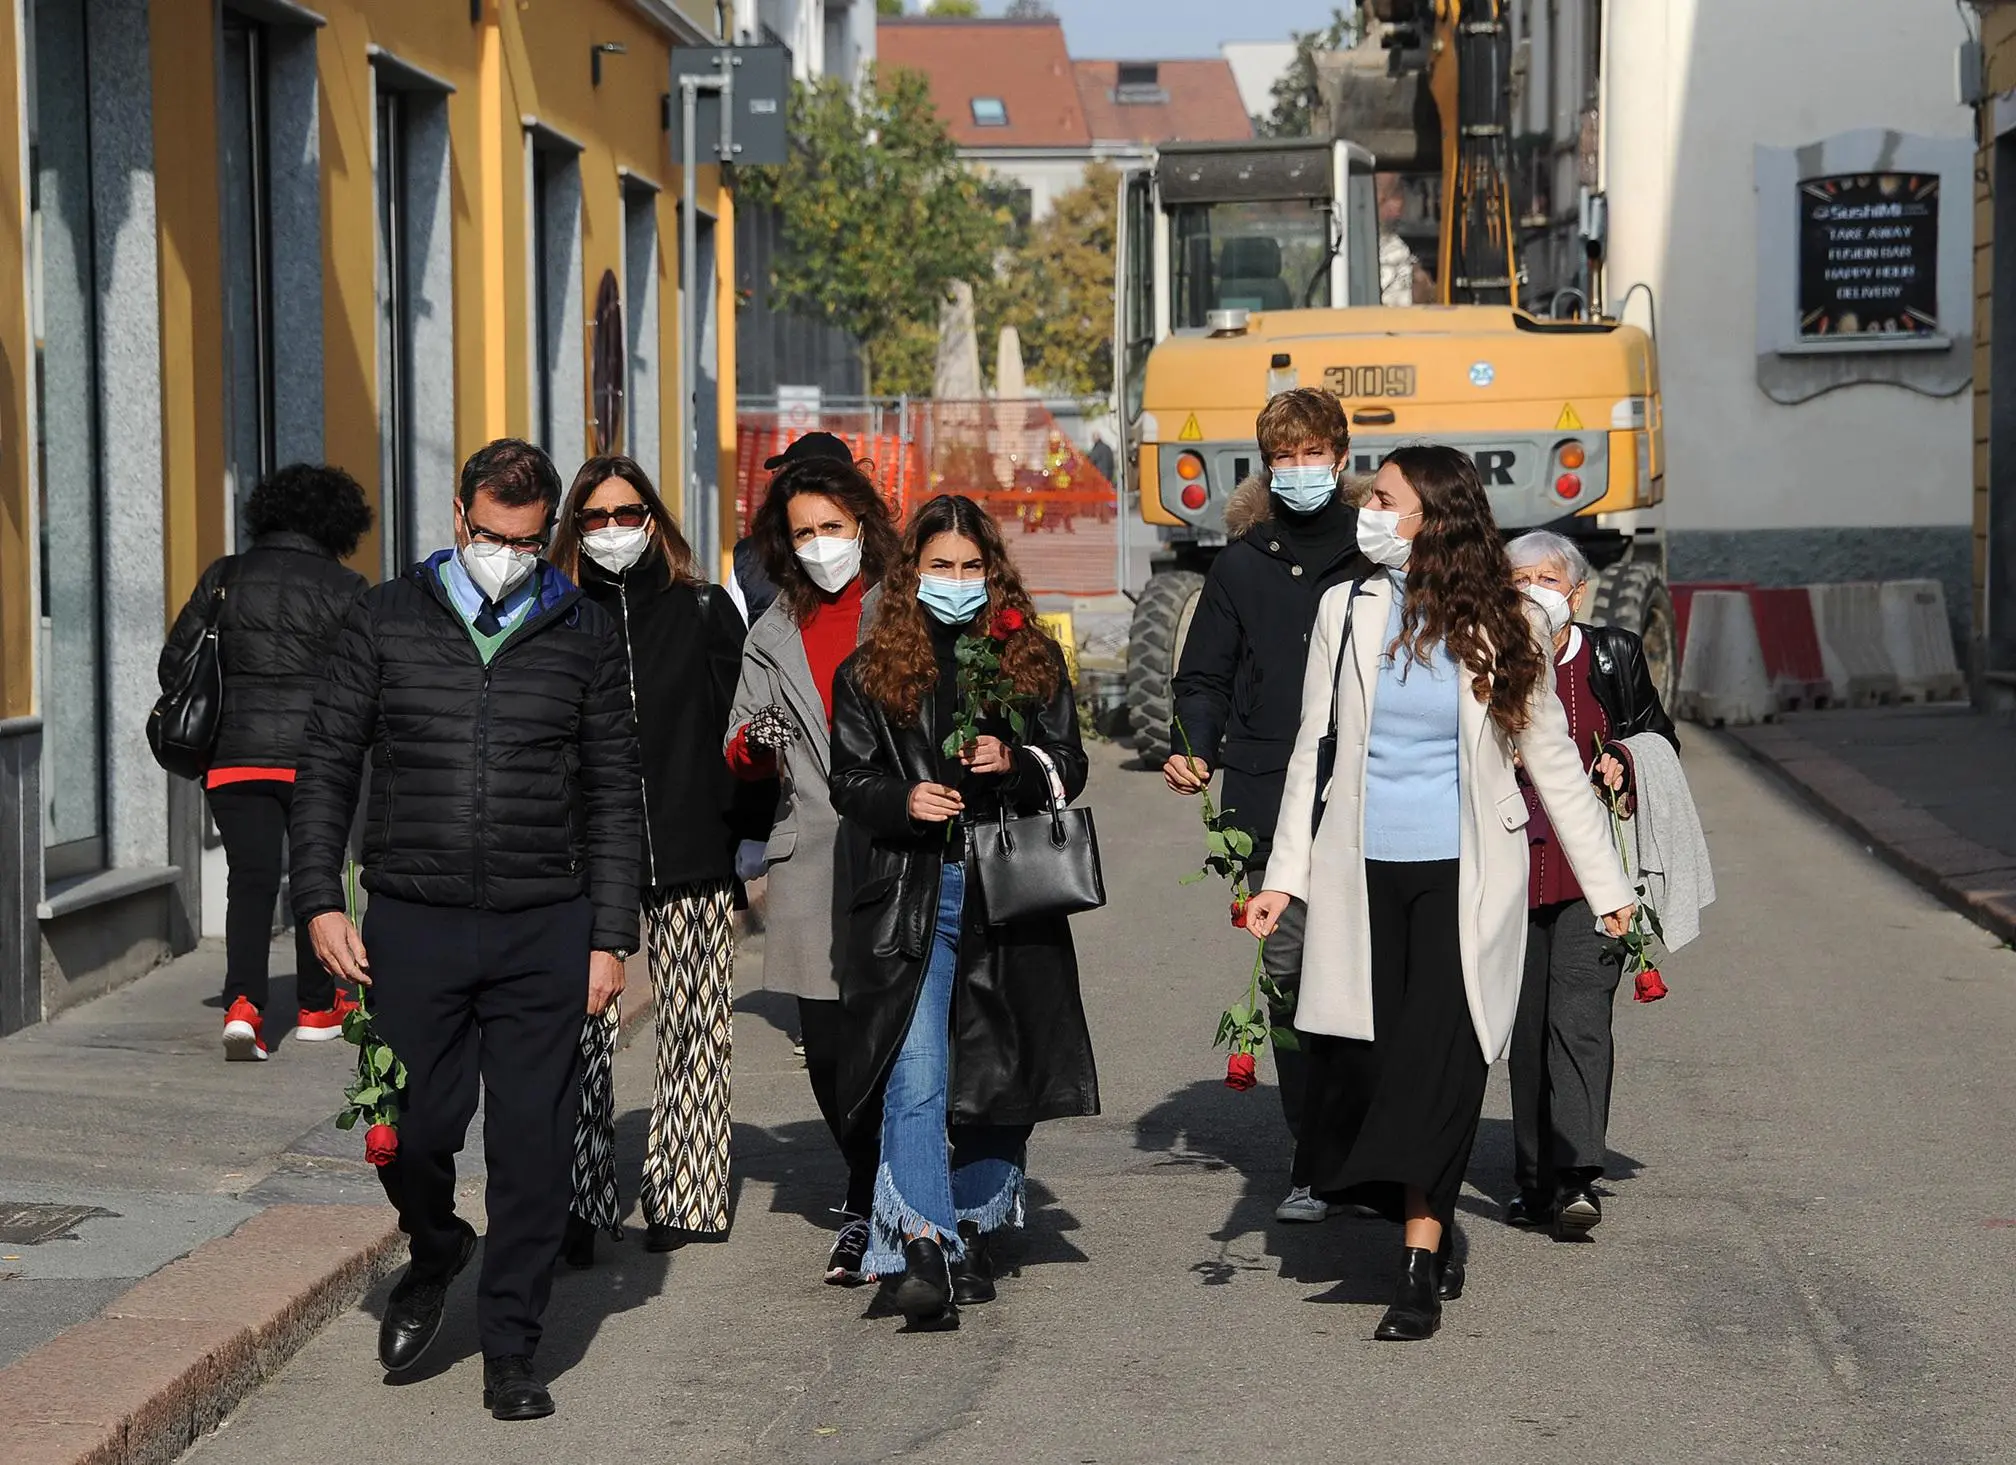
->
[575, 503, 652, 532]
[464, 519, 551, 554]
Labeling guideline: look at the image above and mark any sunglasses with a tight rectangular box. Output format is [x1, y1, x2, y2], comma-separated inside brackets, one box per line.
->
[575, 503, 652, 532]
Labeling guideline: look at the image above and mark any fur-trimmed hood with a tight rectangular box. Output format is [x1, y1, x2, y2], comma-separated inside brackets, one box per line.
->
[1223, 472, 1373, 540]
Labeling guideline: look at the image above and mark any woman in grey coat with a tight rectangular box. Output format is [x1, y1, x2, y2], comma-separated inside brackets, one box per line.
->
[726, 454, 901, 1285]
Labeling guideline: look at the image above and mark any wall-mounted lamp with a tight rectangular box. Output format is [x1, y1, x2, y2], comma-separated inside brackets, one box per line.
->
[592, 41, 627, 88]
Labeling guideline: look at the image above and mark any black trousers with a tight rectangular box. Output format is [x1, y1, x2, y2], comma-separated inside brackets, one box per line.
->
[1508, 897, 1622, 1196]
[798, 996, 882, 1219]
[363, 894, 590, 1361]
[206, 781, 329, 1013]
[1303, 859, 1485, 1225]
[1253, 863, 1310, 1184]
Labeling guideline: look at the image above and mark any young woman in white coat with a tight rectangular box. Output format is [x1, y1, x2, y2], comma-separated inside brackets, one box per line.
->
[1244, 445, 1636, 1343]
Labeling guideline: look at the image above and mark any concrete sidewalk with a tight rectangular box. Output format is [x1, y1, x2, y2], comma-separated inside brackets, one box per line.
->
[0, 933, 667, 1465]
[1724, 705, 2016, 943]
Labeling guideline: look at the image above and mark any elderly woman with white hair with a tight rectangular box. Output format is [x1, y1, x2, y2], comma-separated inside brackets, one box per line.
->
[1502, 531, 1678, 1239]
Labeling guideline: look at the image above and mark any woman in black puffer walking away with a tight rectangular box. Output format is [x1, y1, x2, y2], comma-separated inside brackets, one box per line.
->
[548, 455, 752, 1263]
[158, 463, 371, 1062]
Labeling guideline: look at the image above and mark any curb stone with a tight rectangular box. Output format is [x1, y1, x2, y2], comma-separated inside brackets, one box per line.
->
[0, 962, 664, 1465]
[1723, 723, 2016, 944]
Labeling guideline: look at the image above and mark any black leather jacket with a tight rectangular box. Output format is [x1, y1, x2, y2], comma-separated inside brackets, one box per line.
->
[1584, 624, 1679, 751]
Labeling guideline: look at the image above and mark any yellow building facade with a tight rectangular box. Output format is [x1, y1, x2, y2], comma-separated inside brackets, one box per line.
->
[0, 0, 742, 1029]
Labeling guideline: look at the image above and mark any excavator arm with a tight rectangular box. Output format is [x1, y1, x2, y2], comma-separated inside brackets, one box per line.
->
[1432, 0, 1518, 306]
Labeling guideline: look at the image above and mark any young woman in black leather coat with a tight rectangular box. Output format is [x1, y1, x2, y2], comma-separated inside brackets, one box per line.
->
[828, 494, 1100, 1331]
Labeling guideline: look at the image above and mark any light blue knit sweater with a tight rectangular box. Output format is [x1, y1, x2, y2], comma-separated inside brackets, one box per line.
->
[1362, 587, 1462, 862]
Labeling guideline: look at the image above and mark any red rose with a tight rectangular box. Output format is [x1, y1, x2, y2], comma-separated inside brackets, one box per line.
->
[1633, 967, 1668, 1003]
[1230, 897, 1248, 929]
[364, 1123, 399, 1167]
[990, 607, 1025, 640]
[1224, 1052, 1258, 1091]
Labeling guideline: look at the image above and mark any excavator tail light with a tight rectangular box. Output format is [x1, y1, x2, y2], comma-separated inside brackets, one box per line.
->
[1554, 473, 1584, 500]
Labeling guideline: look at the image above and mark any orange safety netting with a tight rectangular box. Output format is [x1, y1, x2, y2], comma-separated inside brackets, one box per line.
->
[734, 399, 1119, 597]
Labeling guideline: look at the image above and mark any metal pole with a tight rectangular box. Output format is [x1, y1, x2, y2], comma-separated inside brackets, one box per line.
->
[681, 76, 704, 573]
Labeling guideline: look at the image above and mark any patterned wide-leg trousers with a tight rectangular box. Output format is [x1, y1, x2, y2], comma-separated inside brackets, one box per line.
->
[570, 879, 737, 1236]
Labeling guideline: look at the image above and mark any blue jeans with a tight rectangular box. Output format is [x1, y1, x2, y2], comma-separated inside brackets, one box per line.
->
[864, 858, 1030, 1275]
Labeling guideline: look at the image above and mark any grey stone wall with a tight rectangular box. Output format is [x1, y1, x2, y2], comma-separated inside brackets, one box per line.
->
[1668, 524, 1973, 650]
[0, 720, 45, 1035]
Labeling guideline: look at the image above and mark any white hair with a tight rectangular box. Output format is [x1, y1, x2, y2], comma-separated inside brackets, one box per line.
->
[1506, 529, 1592, 586]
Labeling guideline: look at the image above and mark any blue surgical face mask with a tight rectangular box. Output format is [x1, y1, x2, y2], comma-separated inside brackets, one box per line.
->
[1270, 463, 1338, 514]
[917, 573, 990, 625]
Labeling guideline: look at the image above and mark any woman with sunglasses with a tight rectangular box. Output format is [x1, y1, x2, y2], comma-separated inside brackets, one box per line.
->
[548, 455, 749, 1262]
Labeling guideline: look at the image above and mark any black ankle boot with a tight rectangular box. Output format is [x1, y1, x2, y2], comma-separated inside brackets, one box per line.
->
[951, 1220, 996, 1305]
[1437, 1228, 1464, 1301]
[1373, 1247, 1442, 1341]
[892, 1236, 960, 1331]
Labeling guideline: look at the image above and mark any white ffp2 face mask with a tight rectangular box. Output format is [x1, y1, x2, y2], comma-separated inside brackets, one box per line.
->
[1356, 508, 1419, 570]
[796, 533, 864, 594]
[582, 525, 652, 575]
[460, 540, 538, 603]
[1523, 583, 1573, 636]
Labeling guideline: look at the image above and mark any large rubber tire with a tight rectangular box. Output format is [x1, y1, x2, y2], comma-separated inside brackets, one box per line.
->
[1591, 559, 1679, 710]
[1125, 569, 1207, 753]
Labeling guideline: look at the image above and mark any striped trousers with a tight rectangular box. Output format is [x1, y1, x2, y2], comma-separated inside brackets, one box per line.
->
[571, 879, 737, 1235]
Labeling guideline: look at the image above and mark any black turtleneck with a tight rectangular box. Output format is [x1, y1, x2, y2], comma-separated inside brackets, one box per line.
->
[1270, 492, 1356, 574]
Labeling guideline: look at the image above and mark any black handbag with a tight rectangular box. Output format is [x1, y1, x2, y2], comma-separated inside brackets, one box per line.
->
[148, 558, 238, 782]
[973, 748, 1106, 924]
[1310, 578, 1369, 838]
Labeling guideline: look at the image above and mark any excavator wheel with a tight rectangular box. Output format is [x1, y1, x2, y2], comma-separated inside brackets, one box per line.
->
[1591, 559, 1679, 710]
[1125, 570, 1207, 754]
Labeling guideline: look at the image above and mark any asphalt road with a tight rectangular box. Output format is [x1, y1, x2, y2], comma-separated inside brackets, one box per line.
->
[179, 732, 2016, 1464]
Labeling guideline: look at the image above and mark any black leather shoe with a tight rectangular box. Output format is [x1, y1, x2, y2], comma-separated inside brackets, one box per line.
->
[951, 1221, 996, 1305]
[482, 1354, 555, 1421]
[892, 1236, 960, 1331]
[1554, 1186, 1602, 1240]
[1373, 1247, 1442, 1342]
[645, 1222, 727, 1252]
[1436, 1229, 1465, 1302]
[1504, 1192, 1553, 1228]
[378, 1223, 477, 1373]
[562, 1215, 597, 1270]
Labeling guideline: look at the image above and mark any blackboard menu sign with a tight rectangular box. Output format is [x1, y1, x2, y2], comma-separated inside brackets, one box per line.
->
[1798, 173, 1940, 339]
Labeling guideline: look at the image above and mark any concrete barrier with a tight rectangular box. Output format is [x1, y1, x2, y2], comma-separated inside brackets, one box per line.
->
[1805, 582, 1900, 708]
[1748, 587, 1834, 709]
[1676, 589, 1776, 726]
[1878, 579, 1966, 703]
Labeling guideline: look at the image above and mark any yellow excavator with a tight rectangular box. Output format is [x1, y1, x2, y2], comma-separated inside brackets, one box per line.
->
[1119, 0, 1671, 747]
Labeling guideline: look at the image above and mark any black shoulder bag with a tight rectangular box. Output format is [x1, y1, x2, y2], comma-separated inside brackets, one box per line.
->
[973, 747, 1107, 925]
[148, 558, 238, 782]
[1309, 578, 1368, 839]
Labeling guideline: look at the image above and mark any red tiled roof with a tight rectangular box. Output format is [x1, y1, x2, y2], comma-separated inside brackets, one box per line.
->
[1072, 59, 1255, 145]
[877, 18, 1090, 148]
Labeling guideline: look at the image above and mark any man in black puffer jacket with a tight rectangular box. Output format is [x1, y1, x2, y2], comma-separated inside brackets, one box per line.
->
[290, 439, 640, 1422]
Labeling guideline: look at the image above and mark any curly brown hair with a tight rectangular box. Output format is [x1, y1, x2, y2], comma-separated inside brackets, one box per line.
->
[854, 494, 1061, 726]
[547, 455, 698, 585]
[749, 456, 902, 623]
[1382, 444, 1546, 737]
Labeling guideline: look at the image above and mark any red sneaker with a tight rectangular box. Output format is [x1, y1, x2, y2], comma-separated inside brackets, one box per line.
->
[222, 997, 268, 1062]
[295, 990, 361, 1043]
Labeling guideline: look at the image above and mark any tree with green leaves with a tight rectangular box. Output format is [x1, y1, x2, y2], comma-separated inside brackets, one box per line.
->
[738, 67, 1009, 393]
[1258, 6, 1360, 138]
[1003, 0, 1056, 17]
[980, 164, 1119, 398]
[926, 0, 981, 15]
[875, 0, 904, 15]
